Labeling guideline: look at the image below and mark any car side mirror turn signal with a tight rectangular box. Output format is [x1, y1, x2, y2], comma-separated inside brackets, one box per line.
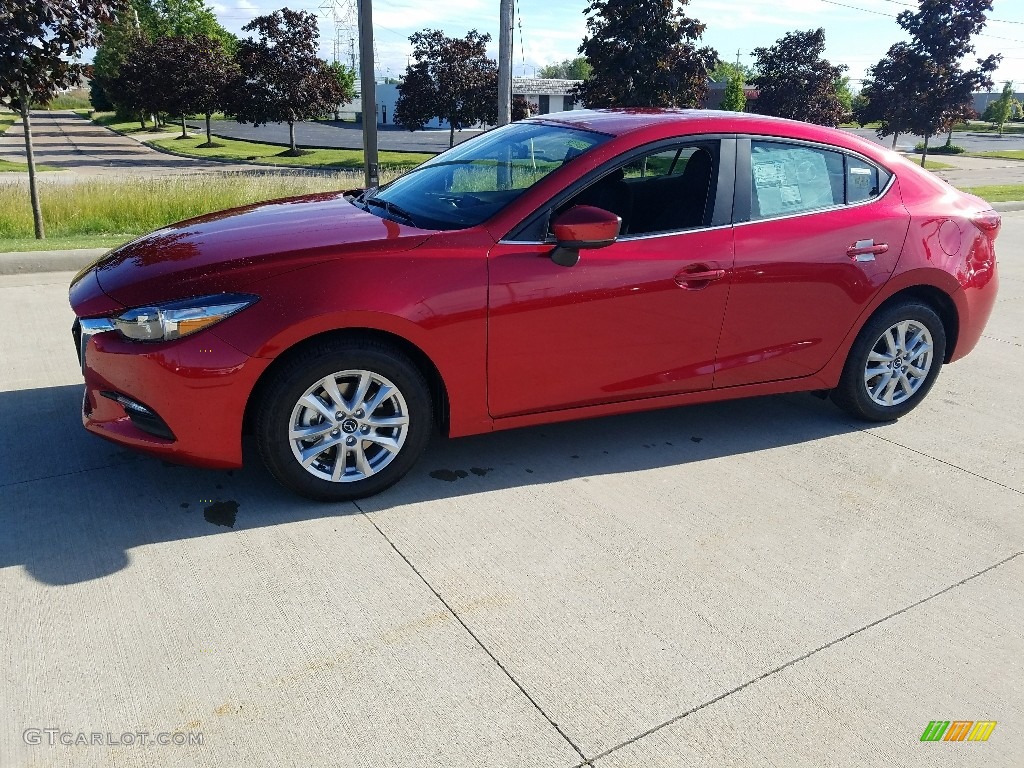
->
[549, 205, 621, 267]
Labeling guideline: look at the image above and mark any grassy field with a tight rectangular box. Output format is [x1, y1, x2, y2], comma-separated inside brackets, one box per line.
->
[149, 134, 433, 172]
[973, 150, 1024, 161]
[0, 160, 58, 173]
[0, 113, 17, 134]
[961, 184, 1024, 203]
[1, 234, 135, 252]
[0, 173, 347, 249]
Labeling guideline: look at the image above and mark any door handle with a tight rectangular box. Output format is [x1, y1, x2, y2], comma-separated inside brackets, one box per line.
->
[675, 267, 726, 289]
[847, 240, 889, 261]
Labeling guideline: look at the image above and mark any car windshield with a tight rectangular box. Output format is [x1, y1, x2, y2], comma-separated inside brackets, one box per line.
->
[363, 121, 610, 230]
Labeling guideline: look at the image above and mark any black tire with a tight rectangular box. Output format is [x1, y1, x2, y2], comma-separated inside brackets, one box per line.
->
[831, 300, 946, 422]
[255, 339, 433, 501]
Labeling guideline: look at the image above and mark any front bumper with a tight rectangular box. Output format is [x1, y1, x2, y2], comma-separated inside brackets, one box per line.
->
[76, 323, 272, 468]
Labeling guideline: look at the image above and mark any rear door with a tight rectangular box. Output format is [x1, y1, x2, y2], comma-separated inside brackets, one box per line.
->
[714, 137, 909, 388]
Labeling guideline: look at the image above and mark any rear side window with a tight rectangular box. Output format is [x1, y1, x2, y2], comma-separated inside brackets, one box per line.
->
[749, 140, 892, 220]
[846, 156, 890, 203]
[750, 141, 844, 219]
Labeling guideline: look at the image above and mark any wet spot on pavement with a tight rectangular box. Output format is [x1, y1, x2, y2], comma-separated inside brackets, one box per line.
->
[204, 501, 238, 528]
[469, 467, 492, 476]
[691, 436, 703, 443]
[429, 469, 469, 482]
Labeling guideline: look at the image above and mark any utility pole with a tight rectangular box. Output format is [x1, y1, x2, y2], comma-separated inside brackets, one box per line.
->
[357, 0, 378, 188]
[497, 0, 513, 126]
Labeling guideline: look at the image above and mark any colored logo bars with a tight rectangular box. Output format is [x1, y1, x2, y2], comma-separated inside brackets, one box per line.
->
[920, 721, 997, 742]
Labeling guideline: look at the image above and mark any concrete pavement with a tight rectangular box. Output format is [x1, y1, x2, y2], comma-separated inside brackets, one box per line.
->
[0, 214, 1021, 766]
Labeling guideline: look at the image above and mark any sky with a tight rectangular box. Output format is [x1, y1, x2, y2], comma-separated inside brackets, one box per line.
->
[205, 0, 1024, 91]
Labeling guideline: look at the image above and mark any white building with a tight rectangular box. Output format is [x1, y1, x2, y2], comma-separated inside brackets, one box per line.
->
[343, 78, 582, 127]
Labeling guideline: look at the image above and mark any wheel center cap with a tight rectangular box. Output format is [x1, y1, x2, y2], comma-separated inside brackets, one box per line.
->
[893, 356, 903, 370]
[341, 419, 358, 434]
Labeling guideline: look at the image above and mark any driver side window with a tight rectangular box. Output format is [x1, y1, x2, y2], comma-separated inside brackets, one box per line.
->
[556, 142, 719, 237]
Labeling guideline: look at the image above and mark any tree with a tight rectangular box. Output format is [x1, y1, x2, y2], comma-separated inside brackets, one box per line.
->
[575, 0, 717, 108]
[107, 35, 163, 127]
[719, 72, 745, 111]
[229, 9, 347, 155]
[855, 44, 920, 147]
[91, 0, 233, 118]
[750, 29, 846, 127]
[710, 59, 753, 82]
[393, 29, 498, 148]
[327, 61, 357, 119]
[860, 0, 998, 166]
[983, 82, 1021, 136]
[151, 0, 234, 49]
[538, 57, 591, 80]
[835, 76, 853, 115]
[512, 94, 538, 121]
[1, 0, 124, 239]
[144, 35, 238, 143]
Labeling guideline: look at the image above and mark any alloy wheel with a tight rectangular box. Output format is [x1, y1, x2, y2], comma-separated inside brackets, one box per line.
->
[288, 369, 410, 482]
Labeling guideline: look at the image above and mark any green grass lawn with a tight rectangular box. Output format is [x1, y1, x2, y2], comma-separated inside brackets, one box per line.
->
[89, 111, 434, 171]
[0, 159, 58, 173]
[0, 173, 346, 247]
[972, 150, 1024, 161]
[148, 134, 433, 172]
[0, 234, 134, 253]
[920, 158, 955, 170]
[960, 184, 1024, 203]
[0, 113, 17, 134]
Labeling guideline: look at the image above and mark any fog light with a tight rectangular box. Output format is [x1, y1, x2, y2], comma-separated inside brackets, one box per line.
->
[100, 391, 175, 440]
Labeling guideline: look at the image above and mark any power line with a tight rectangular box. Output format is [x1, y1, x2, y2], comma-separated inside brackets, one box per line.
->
[817, 0, 1024, 44]
[876, 0, 1024, 25]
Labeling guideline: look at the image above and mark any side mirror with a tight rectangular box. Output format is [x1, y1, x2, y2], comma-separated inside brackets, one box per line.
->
[549, 205, 621, 267]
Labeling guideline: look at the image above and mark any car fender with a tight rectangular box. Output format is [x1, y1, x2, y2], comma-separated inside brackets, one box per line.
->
[814, 266, 965, 387]
[208, 239, 494, 438]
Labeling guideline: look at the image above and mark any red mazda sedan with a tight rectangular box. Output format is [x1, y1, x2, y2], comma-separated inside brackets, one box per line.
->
[69, 110, 1000, 500]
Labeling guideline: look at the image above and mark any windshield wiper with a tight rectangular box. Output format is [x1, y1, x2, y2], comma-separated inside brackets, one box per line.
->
[365, 197, 418, 227]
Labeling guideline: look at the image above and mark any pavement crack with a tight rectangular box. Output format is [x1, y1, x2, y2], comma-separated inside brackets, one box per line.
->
[354, 501, 591, 765]
[579, 549, 1023, 766]
[860, 429, 1023, 496]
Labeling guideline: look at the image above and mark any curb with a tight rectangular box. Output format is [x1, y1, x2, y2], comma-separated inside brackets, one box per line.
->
[993, 201, 1024, 212]
[0, 248, 107, 276]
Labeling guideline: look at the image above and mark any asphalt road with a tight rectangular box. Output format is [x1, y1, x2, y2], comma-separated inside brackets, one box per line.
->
[1, 220, 1021, 765]
[188, 116, 1024, 155]
[187, 117, 482, 153]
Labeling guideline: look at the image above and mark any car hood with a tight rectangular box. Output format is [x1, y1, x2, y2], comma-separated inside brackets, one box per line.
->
[75, 192, 434, 309]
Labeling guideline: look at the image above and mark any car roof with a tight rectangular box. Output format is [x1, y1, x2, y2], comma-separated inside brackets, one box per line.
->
[531, 108, 895, 164]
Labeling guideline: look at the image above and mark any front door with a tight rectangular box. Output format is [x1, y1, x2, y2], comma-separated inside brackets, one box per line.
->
[487, 140, 735, 418]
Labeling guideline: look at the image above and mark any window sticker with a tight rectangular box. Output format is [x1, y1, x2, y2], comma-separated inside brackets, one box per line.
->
[751, 147, 834, 217]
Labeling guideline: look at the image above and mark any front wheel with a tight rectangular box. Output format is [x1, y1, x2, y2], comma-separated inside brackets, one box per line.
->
[831, 301, 946, 422]
[255, 340, 433, 501]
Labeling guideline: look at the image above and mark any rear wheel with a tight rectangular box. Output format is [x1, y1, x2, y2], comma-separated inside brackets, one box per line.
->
[256, 340, 433, 501]
[831, 301, 946, 422]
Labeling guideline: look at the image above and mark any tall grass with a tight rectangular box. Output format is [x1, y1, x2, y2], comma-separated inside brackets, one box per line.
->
[43, 89, 93, 110]
[0, 172, 374, 239]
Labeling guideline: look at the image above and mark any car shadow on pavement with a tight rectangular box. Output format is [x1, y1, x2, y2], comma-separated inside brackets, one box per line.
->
[0, 383, 863, 586]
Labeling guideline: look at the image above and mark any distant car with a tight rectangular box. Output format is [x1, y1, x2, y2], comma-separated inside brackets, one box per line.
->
[69, 109, 1000, 500]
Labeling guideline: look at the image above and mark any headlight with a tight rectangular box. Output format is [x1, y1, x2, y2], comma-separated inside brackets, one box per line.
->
[112, 293, 258, 342]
